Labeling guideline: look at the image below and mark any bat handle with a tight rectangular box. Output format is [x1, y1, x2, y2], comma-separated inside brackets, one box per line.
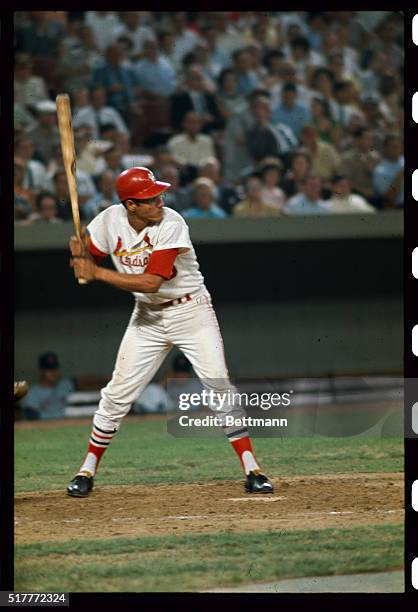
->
[78, 278, 88, 285]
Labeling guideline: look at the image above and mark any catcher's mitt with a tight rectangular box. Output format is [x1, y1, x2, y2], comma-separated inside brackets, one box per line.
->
[14, 380, 29, 402]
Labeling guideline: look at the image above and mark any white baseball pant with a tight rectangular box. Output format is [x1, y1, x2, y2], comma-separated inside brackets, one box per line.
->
[93, 287, 247, 437]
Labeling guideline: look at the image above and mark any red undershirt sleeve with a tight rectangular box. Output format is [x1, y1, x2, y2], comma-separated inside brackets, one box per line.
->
[88, 237, 108, 264]
[145, 248, 179, 280]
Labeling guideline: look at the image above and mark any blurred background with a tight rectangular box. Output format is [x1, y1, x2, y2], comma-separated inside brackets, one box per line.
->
[14, 11, 403, 419]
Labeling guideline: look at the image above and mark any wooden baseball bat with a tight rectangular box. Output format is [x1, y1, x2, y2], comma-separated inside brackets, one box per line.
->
[56, 93, 87, 285]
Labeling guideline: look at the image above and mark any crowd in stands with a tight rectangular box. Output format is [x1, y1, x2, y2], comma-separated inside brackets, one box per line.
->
[14, 11, 404, 224]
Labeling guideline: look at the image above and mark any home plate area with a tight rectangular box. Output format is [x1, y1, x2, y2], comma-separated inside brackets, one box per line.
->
[15, 472, 403, 545]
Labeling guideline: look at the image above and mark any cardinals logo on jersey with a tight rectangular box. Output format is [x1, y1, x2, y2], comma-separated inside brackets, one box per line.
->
[113, 235, 153, 268]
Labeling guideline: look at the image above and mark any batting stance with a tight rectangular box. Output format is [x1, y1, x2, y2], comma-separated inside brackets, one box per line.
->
[67, 167, 273, 496]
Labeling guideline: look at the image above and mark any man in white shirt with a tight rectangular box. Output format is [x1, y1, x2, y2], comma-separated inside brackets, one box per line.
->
[110, 11, 155, 61]
[85, 12, 121, 52]
[327, 174, 376, 214]
[167, 112, 216, 167]
[67, 167, 274, 497]
[73, 85, 128, 140]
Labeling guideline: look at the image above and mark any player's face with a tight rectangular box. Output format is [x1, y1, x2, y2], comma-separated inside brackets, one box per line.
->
[130, 195, 165, 223]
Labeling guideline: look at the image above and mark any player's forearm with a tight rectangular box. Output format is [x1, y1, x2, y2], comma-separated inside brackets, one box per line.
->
[94, 267, 162, 293]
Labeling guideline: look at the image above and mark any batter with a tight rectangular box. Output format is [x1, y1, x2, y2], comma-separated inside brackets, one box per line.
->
[67, 167, 273, 496]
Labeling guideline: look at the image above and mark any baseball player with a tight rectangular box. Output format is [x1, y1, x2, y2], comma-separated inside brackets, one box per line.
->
[67, 167, 273, 496]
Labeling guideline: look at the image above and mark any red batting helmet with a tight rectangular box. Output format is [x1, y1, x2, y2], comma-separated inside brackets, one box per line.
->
[116, 167, 171, 202]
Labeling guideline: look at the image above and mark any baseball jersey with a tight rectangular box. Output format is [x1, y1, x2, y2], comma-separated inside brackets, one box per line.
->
[87, 204, 205, 304]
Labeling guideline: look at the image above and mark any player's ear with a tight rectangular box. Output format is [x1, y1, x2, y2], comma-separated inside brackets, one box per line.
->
[125, 199, 136, 212]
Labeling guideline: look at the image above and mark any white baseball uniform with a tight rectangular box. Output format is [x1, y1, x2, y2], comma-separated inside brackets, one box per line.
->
[86, 204, 247, 439]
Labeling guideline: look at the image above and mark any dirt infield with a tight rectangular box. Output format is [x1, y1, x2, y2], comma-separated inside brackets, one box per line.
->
[15, 472, 403, 545]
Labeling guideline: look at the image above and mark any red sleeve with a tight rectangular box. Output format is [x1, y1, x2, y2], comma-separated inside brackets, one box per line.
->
[145, 248, 179, 280]
[88, 237, 107, 264]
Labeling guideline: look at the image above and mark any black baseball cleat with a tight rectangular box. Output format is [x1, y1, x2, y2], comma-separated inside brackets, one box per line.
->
[245, 470, 274, 494]
[67, 473, 94, 498]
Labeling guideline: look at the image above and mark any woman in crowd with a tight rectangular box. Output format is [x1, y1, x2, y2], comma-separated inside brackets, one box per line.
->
[281, 150, 312, 198]
[258, 159, 287, 213]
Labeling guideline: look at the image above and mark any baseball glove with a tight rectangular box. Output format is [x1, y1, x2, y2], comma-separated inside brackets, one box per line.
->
[14, 380, 29, 402]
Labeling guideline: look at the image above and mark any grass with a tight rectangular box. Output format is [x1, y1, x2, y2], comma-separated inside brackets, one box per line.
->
[14, 419, 404, 592]
[14, 419, 403, 492]
[14, 524, 403, 592]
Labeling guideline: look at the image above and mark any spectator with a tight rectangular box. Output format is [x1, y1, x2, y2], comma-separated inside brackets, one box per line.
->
[197, 157, 240, 215]
[271, 82, 312, 138]
[286, 175, 330, 215]
[262, 49, 285, 91]
[359, 94, 390, 153]
[269, 60, 316, 113]
[310, 95, 341, 147]
[14, 134, 47, 192]
[19, 351, 76, 420]
[103, 145, 124, 175]
[110, 11, 155, 61]
[327, 174, 376, 214]
[372, 134, 404, 209]
[170, 65, 222, 132]
[133, 378, 173, 414]
[210, 12, 245, 54]
[167, 111, 216, 167]
[51, 169, 97, 220]
[85, 11, 121, 52]
[183, 177, 226, 218]
[332, 21, 360, 78]
[71, 87, 90, 115]
[91, 43, 138, 124]
[151, 145, 178, 179]
[287, 36, 322, 82]
[191, 41, 220, 88]
[281, 150, 312, 198]
[223, 89, 267, 183]
[171, 11, 201, 62]
[310, 67, 339, 122]
[339, 126, 381, 202]
[82, 170, 120, 220]
[216, 68, 247, 122]
[134, 38, 177, 99]
[200, 25, 230, 78]
[157, 164, 189, 212]
[57, 24, 102, 95]
[358, 49, 389, 96]
[370, 14, 404, 72]
[328, 50, 352, 83]
[31, 191, 64, 224]
[14, 53, 48, 109]
[378, 72, 402, 124]
[14, 102, 37, 132]
[232, 48, 260, 97]
[299, 124, 341, 187]
[159, 30, 181, 72]
[233, 175, 280, 218]
[164, 353, 203, 413]
[15, 11, 65, 57]
[246, 94, 298, 165]
[75, 127, 107, 177]
[306, 12, 329, 51]
[333, 80, 358, 128]
[259, 159, 287, 213]
[246, 42, 268, 81]
[73, 85, 129, 140]
[14, 157, 34, 222]
[244, 19, 277, 58]
[26, 100, 60, 165]
[50, 170, 73, 220]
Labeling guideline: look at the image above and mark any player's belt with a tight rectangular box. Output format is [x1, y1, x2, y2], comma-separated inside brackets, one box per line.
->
[146, 294, 192, 310]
